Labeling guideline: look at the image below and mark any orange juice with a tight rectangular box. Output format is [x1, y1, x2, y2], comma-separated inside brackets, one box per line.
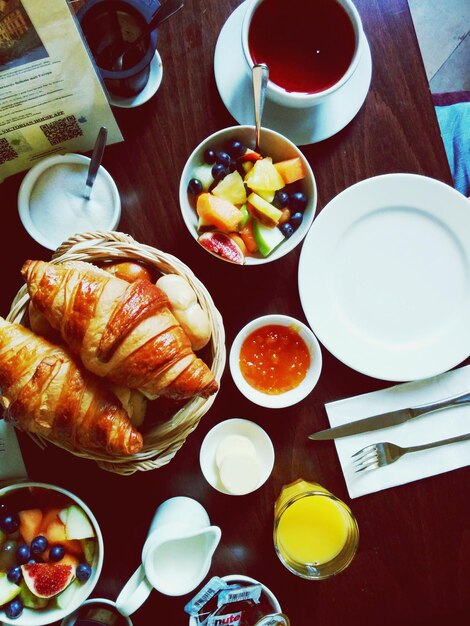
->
[276, 493, 349, 565]
[273, 479, 359, 579]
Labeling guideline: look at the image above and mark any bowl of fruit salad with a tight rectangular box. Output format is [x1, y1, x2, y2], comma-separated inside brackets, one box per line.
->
[179, 125, 317, 265]
[0, 482, 103, 626]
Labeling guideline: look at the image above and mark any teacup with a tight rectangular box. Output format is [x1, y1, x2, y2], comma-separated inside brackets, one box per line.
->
[241, 0, 365, 108]
[78, 0, 159, 97]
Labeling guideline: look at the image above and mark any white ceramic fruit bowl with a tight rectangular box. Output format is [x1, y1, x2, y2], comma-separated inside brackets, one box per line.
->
[0, 482, 104, 626]
[229, 314, 322, 408]
[179, 125, 317, 265]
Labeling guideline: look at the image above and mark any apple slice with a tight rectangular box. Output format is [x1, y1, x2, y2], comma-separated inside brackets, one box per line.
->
[0, 572, 21, 606]
[191, 164, 214, 192]
[81, 539, 96, 565]
[247, 193, 283, 227]
[252, 220, 285, 257]
[53, 579, 81, 610]
[63, 505, 95, 541]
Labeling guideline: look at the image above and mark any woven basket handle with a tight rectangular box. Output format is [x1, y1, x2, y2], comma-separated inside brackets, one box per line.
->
[52, 230, 136, 260]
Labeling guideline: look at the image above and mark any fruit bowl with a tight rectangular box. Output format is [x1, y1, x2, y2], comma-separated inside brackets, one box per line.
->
[179, 125, 317, 265]
[0, 482, 103, 626]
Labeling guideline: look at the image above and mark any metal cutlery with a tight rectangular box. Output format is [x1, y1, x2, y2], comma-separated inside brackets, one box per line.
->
[352, 432, 470, 472]
[84, 126, 107, 200]
[252, 63, 269, 153]
[309, 389, 470, 440]
[111, 0, 184, 71]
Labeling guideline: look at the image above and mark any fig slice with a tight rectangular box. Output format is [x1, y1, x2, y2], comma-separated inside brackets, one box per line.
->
[21, 563, 75, 598]
[198, 231, 245, 265]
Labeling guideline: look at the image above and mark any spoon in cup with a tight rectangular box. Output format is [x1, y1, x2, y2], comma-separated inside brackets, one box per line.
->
[84, 126, 107, 200]
[252, 63, 269, 152]
[111, 0, 184, 72]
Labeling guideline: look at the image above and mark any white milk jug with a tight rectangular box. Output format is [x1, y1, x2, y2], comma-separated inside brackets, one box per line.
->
[116, 496, 221, 616]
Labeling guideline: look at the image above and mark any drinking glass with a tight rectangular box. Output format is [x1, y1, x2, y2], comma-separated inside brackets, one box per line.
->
[273, 479, 359, 579]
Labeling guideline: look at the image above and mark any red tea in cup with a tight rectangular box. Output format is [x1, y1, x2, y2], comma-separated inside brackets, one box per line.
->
[248, 0, 356, 94]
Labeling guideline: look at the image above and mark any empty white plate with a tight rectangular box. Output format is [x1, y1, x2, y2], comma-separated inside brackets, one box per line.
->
[298, 174, 470, 381]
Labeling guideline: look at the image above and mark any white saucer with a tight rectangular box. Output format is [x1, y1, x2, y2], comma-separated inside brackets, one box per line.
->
[108, 50, 163, 108]
[214, 1, 372, 145]
[199, 418, 275, 495]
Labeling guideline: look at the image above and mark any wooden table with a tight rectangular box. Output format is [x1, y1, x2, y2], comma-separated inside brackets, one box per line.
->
[2, 1, 469, 624]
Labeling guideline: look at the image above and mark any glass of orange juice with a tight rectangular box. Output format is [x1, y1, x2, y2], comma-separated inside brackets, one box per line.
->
[273, 479, 359, 579]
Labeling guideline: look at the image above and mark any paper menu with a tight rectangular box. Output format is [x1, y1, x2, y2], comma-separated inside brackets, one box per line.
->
[0, 0, 123, 181]
[0, 421, 27, 485]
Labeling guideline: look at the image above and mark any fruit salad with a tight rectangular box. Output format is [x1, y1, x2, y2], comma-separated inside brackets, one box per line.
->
[186, 138, 309, 264]
[0, 487, 97, 620]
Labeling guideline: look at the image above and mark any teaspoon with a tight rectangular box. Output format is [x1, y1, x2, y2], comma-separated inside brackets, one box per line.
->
[84, 126, 107, 200]
[112, 0, 184, 71]
[252, 63, 269, 152]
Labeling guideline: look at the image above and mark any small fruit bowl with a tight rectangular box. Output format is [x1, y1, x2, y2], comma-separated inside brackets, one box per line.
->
[0, 482, 103, 626]
[179, 125, 317, 265]
[229, 314, 322, 408]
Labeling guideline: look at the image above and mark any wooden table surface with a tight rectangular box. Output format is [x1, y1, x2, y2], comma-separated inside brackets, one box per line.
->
[2, 0, 469, 625]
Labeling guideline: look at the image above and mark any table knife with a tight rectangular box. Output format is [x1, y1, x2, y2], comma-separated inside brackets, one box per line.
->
[309, 389, 470, 440]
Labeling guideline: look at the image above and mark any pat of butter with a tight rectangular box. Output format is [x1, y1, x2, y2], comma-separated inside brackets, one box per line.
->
[219, 453, 261, 495]
[215, 434, 257, 469]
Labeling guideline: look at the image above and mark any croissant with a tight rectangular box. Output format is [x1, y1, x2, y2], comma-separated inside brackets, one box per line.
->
[21, 260, 218, 401]
[0, 317, 143, 456]
[28, 301, 147, 428]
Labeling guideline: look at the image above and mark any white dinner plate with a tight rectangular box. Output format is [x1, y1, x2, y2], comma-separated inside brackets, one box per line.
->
[214, 1, 372, 146]
[298, 174, 470, 381]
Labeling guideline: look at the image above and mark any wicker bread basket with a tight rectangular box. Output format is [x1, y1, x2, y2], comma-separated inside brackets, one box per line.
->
[7, 231, 226, 475]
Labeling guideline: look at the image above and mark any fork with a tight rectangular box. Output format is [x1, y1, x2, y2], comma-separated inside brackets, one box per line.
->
[352, 433, 470, 472]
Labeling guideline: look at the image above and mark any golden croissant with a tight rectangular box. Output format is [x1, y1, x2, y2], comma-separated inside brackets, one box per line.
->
[21, 260, 218, 401]
[0, 317, 143, 456]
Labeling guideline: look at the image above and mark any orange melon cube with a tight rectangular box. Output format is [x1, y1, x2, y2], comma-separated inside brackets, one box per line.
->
[239, 222, 258, 254]
[46, 519, 67, 543]
[18, 509, 43, 544]
[273, 157, 306, 184]
[61, 552, 80, 569]
[40, 508, 62, 533]
[61, 540, 83, 557]
[196, 193, 242, 233]
[228, 233, 248, 256]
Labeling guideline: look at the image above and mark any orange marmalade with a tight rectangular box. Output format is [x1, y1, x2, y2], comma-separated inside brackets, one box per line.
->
[239, 324, 311, 394]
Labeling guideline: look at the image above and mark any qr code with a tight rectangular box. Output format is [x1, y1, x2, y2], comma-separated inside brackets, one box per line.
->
[0, 138, 18, 165]
[40, 115, 83, 146]
[8, 131, 32, 155]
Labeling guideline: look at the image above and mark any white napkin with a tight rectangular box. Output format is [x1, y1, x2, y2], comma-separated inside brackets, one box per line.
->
[325, 365, 470, 498]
